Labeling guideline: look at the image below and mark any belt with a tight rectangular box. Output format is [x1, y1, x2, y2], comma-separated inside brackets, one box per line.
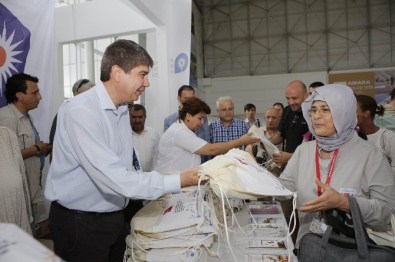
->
[53, 201, 124, 216]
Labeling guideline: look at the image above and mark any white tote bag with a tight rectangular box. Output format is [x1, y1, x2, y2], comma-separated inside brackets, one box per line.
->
[199, 149, 293, 199]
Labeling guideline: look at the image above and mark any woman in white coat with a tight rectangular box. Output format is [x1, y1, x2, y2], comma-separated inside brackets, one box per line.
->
[154, 97, 259, 175]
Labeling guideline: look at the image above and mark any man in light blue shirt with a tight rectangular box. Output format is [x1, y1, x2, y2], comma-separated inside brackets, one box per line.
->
[45, 40, 200, 262]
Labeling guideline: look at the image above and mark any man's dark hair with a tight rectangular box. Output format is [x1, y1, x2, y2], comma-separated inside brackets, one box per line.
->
[273, 102, 284, 109]
[391, 88, 395, 100]
[100, 40, 153, 82]
[5, 73, 39, 104]
[177, 85, 195, 97]
[130, 103, 146, 116]
[309, 81, 325, 88]
[244, 103, 256, 111]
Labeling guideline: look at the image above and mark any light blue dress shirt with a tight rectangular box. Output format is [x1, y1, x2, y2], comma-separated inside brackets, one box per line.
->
[45, 83, 180, 212]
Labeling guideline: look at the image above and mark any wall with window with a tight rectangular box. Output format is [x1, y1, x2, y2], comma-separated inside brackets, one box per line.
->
[53, 0, 155, 116]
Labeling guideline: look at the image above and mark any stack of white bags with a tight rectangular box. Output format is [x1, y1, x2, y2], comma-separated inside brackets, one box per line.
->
[125, 187, 219, 262]
[125, 149, 293, 261]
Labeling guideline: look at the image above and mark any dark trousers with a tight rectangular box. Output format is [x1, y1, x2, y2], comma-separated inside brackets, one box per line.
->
[49, 202, 127, 262]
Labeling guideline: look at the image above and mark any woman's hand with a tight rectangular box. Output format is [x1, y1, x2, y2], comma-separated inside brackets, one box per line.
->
[239, 133, 260, 145]
[272, 151, 292, 166]
[299, 179, 350, 213]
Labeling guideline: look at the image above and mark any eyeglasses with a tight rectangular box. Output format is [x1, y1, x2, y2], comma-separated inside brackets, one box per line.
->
[219, 107, 234, 112]
[308, 107, 331, 117]
[76, 79, 90, 93]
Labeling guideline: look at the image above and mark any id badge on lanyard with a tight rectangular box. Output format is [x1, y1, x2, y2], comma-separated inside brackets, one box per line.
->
[309, 144, 339, 233]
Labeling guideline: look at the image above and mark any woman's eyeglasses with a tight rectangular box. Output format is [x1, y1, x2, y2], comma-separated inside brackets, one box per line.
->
[308, 107, 331, 117]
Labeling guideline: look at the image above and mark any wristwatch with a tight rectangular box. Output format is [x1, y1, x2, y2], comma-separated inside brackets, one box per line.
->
[33, 144, 42, 157]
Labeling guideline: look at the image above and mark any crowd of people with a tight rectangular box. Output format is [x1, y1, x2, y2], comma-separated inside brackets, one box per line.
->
[1, 39, 395, 261]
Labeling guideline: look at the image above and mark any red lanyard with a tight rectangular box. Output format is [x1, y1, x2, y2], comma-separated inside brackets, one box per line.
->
[315, 144, 339, 196]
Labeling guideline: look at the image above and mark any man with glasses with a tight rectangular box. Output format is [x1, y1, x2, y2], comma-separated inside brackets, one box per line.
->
[210, 96, 248, 147]
[0, 73, 52, 236]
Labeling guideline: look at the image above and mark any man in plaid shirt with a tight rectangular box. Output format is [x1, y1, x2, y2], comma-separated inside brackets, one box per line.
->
[210, 96, 248, 147]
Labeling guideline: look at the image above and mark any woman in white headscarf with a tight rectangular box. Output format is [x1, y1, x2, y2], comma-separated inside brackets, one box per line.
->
[279, 84, 395, 246]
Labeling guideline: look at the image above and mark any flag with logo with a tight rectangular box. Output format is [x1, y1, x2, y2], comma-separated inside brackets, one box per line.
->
[0, 0, 54, 140]
[0, 0, 54, 222]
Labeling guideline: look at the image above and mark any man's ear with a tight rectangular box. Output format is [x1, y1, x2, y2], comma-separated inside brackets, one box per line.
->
[15, 92, 24, 101]
[111, 65, 122, 82]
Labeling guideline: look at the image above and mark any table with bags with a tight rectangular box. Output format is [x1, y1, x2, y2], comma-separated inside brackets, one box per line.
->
[203, 199, 296, 262]
[124, 149, 298, 261]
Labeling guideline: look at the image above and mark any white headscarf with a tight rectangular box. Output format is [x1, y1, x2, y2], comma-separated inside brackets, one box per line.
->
[301, 84, 357, 152]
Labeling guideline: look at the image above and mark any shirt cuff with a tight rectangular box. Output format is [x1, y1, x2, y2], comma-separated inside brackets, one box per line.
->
[164, 173, 181, 194]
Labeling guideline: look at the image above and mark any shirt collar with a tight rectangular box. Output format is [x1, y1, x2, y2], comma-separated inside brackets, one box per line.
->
[96, 82, 128, 115]
[9, 103, 26, 120]
[132, 128, 147, 135]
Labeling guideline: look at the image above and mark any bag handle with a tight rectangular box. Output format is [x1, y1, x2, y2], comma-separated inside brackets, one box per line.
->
[348, 196, 370, 260]
[317, 197, 370, 261]
[318, 225, 333, 259]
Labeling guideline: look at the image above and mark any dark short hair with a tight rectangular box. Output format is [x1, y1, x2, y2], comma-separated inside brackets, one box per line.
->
[5, 73, 39, 104]
[309, 81, 325, 88]
[391, 88, 395, 100]
[179, 97, 211, 120]
[100, 40, 153, 82]
[356, 94, 384, 118]
[244, 103, 256, 111]
[130, 103, 146, 116]
[272, 102, 284, 109]
[177, 85, 195, 97]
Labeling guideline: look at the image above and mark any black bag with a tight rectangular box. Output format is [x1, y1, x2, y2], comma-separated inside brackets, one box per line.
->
[298, 196, 395, 261]
[323, 208, 355, 238]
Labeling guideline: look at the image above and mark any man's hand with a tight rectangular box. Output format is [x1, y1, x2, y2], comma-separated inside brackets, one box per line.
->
[272, 151, 292, 166]
[37, 141, 52, 156]
[180, 167, 200, 188]
[299, 179, 350, 213]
